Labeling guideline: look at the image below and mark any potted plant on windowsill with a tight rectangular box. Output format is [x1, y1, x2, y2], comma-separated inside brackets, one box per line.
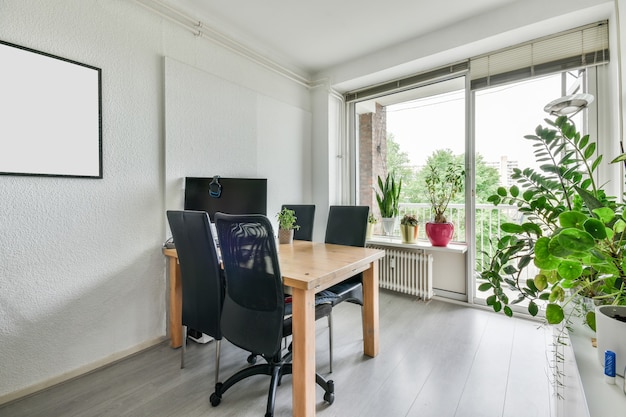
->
[366, 213, 377, 240]
[478, 114, 626, 374]
[276, 207, 300, 244]
[400, 213, 419, 244]
[376, 172, 402, 236]
[424, 161, 464, 246]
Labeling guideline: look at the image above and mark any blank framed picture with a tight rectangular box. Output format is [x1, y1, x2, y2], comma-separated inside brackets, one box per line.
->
[0, 40, 102, 178]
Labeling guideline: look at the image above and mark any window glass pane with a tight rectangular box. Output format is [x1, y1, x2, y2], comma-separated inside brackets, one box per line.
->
[357, 77, 466, 242]
[473, 73, 579, 307]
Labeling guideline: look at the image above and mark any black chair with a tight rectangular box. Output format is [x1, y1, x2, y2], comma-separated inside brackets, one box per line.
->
[166, 210, 224, 386]
[211, 213, 334, 417]
[323, 205, 370, 371]
[253, 204, 334, 373]
[281, 204, 315, 241]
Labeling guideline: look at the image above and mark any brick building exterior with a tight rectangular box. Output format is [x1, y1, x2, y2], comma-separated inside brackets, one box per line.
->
[358, 102, 387, 228]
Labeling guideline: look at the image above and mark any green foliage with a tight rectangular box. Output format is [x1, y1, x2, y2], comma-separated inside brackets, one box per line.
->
[391, 147, 497, 204]
[400, 213, 419, 226]
[386, 133, 414, 186]
[387, 145, 498, 249]
[424, 157, 464, 223]
[408, 150, 463, 203]
[376, 172, 402, 218]
[474, 154, 501, 202]
[478, 115, 626, 325]
[276, 207, 300, 230]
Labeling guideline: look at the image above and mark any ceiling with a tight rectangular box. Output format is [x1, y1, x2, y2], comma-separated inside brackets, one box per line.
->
[170, 0, 520, 76]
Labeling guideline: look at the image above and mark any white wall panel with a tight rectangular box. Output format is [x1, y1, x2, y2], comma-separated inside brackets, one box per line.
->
[0, 0, 311, 403]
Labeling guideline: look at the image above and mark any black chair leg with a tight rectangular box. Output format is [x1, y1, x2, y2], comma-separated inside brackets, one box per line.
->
[180, 325, 187, 369]
[280, 364, 335, 406]
[328, 312, 333, 373]
[214, 339, 221, 386]
[316, 373, 335, 405]
[209, 361, 335, 412]
[265, 365, 283, 417]
[210, 363, 273, 406]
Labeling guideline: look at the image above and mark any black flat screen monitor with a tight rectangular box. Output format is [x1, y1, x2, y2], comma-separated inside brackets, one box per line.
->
[184, 177, 267, 222]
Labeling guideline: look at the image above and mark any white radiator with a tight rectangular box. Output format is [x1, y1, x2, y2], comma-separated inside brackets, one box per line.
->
[367, 245, 434, 300]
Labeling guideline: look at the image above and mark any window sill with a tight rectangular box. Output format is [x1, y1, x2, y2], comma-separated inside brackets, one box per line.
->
[366, 235, 467, 254]
[563, 321, 626, 417]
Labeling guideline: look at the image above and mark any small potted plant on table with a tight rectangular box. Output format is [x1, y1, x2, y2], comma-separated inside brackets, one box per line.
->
[276, 207, 300, 244]
[424, 162, 464, 246]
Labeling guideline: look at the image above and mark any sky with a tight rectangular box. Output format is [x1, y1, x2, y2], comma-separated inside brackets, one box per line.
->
[385, 74, 570, 171]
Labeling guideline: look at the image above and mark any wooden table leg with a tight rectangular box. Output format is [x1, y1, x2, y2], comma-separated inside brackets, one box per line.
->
[291, 287, 316, 417]
[168, 259, 182, 348]
[361, 260, 380, 357]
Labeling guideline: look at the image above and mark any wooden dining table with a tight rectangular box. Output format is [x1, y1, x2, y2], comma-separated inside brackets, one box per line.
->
[163, 240, 385, 417]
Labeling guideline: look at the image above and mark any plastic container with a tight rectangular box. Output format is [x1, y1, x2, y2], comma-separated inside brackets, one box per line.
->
[604, 350, 616, 384]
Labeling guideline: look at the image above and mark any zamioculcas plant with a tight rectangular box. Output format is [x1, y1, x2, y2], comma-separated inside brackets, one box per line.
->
[479, 115, 626, 327]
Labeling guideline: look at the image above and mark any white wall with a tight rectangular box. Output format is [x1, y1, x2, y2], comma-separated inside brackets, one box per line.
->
[163, 57, 312, 225]
[0, 0, 312, 403]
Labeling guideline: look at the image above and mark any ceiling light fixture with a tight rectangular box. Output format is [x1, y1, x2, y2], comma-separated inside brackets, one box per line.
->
[544, 93, 594, 116]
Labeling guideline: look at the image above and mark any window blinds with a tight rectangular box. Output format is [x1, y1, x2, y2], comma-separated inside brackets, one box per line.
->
[344, 21, 609, 102]
[344, 62, 469, 103]
[471, 21, 609, 90]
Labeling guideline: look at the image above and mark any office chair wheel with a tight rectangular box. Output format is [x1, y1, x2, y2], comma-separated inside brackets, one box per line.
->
[210, 383, 223, 407]
[210, 392, 221, 406]
[323, 379, 335, 404]
[247, 354, 257, 364]
[324, 391, 335, 405]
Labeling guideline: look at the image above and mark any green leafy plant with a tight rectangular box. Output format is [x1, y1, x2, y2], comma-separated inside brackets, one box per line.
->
[479, 115, 626, 327]
[400, 213, 419, 226]
[368, 213, 378, 224]
[376, 172, 402, 218]
[276, 207, 300, 231]
[424, 162, 464, 223]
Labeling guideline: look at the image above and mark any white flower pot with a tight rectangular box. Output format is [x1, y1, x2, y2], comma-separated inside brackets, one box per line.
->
[380, 217, 396, 236]
[596, 305, 626, 377]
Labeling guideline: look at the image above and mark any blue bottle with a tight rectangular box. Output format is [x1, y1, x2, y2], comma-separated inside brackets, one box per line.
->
[604, 350, 616, 384]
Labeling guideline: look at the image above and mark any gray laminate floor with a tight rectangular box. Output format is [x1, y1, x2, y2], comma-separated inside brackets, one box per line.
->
[0, 291, 552, 417]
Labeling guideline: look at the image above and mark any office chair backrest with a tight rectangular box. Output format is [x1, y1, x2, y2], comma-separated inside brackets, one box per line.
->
[166, 210, 223, 340]
[281, 204, 315, 241]
[325, 205, 369, 247]
[214, 213, 285, 358]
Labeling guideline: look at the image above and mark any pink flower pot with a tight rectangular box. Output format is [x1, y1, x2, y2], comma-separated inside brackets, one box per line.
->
[425, 222, 454, 246]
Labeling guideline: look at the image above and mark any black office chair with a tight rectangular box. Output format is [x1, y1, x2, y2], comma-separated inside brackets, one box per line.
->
[323, 205, 370, 372]
[211, 213, 335, 417]
[281, 204, 315, 241]
[166, 210, 224, 386]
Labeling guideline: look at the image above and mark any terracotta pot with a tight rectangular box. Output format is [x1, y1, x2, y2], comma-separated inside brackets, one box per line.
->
[400, 224, 418, 244]
[278, 228, 294, 244]
[425, 221, 454, 246]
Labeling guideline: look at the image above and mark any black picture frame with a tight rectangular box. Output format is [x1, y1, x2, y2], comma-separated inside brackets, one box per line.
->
[0, 40, 102, 178]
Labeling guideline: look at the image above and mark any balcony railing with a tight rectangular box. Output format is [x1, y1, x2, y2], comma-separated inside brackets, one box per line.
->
[378, 202, 538, 305]
[375, 202, 526, 272]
